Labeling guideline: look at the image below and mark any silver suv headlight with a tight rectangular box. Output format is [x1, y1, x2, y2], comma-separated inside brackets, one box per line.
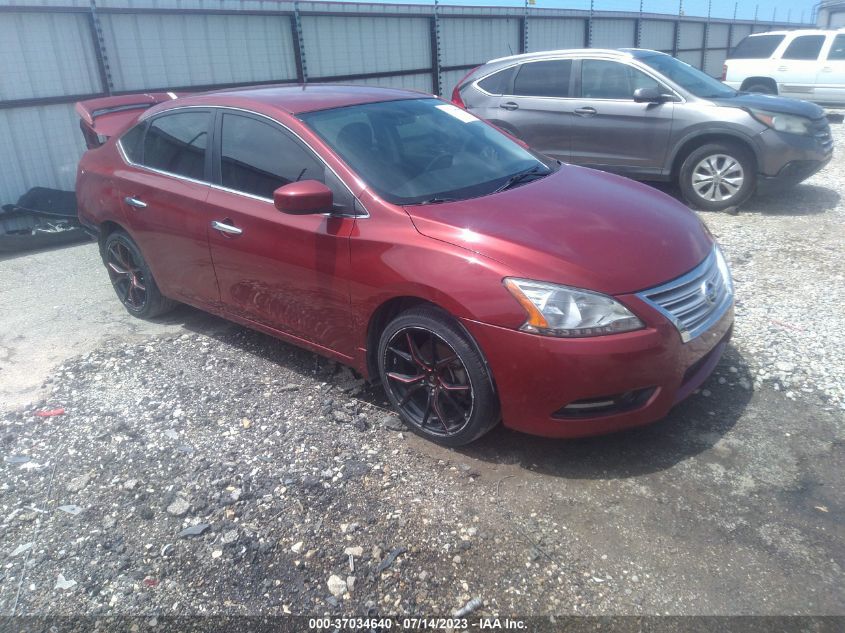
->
[503, 278, 644, 337]
[748, 108, 813, 136]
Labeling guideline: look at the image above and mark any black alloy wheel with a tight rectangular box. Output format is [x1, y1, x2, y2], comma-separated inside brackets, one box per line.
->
[106, 237, 148, 312]
[383, 327, 473, 437]
[103, 231, 175, 319]
[378, 307, 500, 446]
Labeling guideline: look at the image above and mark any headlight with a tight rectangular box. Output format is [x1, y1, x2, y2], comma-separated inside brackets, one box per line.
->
[748, 108, 813, 136]
[714, 244, 734, 295]
[503, 278, 644, 337]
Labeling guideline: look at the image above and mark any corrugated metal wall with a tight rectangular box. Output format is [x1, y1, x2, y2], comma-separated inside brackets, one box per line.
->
[0, 0, 807, 203]
[527, 18, 586, 53]
[101, 12, 298, 91]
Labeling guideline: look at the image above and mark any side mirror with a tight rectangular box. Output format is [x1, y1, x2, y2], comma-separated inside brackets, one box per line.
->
[633, 86, 671, 103]
[273, 180, 334, 215]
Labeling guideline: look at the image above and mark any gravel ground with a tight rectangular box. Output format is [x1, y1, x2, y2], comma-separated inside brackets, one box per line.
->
[0, 116, 843, 620]
[701, 112, 845, 412]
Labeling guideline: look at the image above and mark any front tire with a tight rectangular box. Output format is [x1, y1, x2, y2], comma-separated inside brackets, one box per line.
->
[678, 142, 756, 211]
[744, 82, 776, 95]
[377, 306, 500, 447]
[103, 231, 175, 319]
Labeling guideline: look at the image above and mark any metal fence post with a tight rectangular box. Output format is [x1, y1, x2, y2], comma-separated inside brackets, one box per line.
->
[520, 0, 528, 54]
[88, 0, 113, 95]
[726, 2, 736, 58]
[702, 0, 710, 72]
[431, 0, 442, 96]
[673, 0, 682, 58]
[586, 0, 594, 48]
[634, 0, 643, 48]
[293, 1, 308, 84]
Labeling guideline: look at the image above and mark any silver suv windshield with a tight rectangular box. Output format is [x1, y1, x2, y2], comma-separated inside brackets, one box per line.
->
[299, 98, 553, 205]
[639, 53, 737, 99]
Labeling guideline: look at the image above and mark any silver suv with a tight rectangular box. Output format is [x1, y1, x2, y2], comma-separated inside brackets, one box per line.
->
[453, 49, 833, 211]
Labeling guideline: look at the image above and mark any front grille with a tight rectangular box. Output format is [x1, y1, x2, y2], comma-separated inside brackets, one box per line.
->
[637, 247, 733, 343]
[813, 117, 833, 153]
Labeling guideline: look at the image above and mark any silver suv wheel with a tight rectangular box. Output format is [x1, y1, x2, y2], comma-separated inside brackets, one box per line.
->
[691, 154, 745, 203]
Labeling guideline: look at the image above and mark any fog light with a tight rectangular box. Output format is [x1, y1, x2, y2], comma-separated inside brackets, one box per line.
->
[552, 387, 656, 419]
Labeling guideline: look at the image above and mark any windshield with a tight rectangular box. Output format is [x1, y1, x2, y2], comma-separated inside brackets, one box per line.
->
[299, 98, 553, 205]
[639, 54, 736, 99]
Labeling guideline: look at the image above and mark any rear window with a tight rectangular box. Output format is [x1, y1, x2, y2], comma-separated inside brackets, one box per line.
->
[728, 34, 785, 59]
[477, 67, 515, 95]
[782, 35, 825, 60]
[513, 60, 573, 98]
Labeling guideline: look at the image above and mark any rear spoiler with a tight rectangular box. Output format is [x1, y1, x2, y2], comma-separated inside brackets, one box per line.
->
[75, 92, 185, 148]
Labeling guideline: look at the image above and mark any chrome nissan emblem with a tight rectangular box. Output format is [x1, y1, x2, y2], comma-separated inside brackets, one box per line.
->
[703, 280, 717, 304]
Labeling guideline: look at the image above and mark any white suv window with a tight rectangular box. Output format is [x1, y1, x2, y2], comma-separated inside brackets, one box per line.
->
[782, 35, 826, 60]
[728, 34, 785, 59]
[827, 34, 845, 60]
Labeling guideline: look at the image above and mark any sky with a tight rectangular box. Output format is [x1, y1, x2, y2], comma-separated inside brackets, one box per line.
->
[362, 0, 821, 23]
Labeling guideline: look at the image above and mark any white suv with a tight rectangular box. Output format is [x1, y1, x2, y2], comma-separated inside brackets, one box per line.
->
[723, 29, 845, 105]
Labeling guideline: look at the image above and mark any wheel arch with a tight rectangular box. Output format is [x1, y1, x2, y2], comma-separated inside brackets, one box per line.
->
[97, 220, 130, 258]
[739, 77, 778, 94]
[669, 131, 759, 180]
[364, 295, 497, 395]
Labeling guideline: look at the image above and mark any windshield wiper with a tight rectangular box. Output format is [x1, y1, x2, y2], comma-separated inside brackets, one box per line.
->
[493, 165, 547, 193]
[416, 196, 458, 205]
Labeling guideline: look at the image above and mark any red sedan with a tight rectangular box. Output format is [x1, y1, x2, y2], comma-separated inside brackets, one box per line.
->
[75, 85, 733, 446]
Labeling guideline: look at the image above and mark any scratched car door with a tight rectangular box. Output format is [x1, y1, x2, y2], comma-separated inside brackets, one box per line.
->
[205, 110, 356, 358]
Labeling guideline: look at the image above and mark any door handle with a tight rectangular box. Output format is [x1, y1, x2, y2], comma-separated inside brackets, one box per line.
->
[211, 220, 243, 236]
[822, 67, 833, 72]
[574, 107, 597, 117]
[777, 66, 788, 71]
[124, 196, 147, 209]
[499, 101, 519, 111]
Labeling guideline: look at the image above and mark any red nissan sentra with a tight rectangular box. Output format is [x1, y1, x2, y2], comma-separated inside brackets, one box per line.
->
[75, 85, 733, 446]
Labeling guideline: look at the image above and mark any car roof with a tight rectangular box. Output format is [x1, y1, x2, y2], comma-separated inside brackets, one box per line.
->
[745, 29, 839, 37]
[485, 48, 670, 66]
[147, 84, 428, 116]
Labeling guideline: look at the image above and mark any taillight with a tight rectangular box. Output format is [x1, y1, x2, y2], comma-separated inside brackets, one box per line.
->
[721, 64, 727, 81]
[450, 66, 480, 109]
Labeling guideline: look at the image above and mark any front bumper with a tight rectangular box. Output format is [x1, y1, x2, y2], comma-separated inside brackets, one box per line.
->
[754, 127, 833, 193]
[757, 156, 832, 194]
[461, 300, 734, 438]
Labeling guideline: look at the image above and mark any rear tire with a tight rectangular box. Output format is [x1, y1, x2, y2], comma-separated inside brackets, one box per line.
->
[377, 306, 500, 447]
[678, 142, 756, 212]
[103, 231, 175, 319]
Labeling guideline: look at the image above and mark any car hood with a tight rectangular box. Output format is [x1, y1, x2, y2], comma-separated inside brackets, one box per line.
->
[404, 165, 713, 296]
[711, 92, 826, 119]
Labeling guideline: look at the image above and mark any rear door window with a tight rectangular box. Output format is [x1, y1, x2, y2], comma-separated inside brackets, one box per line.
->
[580, 60, 660, 100]
[513, 60, 573, 97]
[728, 34, 785, 59]
[142, 111, 210, 181]
[782, 35, 826, 60]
